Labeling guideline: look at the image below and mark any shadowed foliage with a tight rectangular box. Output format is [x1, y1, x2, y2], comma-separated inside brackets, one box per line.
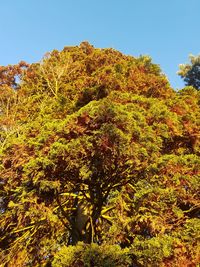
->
[178, 54, 200, 90]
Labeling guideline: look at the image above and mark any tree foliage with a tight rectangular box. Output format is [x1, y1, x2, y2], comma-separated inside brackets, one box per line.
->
[178, 54, 200, 90]
[0, 42, 199, 266]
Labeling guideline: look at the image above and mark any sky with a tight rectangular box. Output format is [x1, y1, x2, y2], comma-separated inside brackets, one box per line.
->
[1, 0, 200, 89]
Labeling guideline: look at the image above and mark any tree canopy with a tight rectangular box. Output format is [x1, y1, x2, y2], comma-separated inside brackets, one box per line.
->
[178, 54, 200, 90]
[0, 42, 200, 266]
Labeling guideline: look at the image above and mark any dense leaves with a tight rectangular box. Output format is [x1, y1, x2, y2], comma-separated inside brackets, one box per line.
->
[0, 42, 199, 266]
[178, 54, 200, 90]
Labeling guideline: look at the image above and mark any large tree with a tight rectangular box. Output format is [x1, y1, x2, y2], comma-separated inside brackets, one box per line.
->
[0, 43, 199, 266]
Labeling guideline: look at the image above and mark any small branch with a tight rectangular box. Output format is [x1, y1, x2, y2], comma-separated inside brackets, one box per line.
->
[55, 192, 72, 231]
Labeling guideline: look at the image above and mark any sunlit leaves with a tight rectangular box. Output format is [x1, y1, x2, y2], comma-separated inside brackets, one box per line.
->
[0, 43, 199, 266]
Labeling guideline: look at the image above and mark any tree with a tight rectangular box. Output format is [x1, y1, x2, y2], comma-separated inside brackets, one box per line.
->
[178, 54, 200, 90]
[0, 43, 199, 266]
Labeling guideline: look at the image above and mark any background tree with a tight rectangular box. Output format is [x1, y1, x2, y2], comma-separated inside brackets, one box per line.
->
[178, 54, 200, 90]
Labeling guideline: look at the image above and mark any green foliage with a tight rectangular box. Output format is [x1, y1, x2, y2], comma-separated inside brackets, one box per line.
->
[52, 242, 131, 267]
[0, 42, 199, 266]
[178, 54, 200, 90]
[131, 235, 175, 266]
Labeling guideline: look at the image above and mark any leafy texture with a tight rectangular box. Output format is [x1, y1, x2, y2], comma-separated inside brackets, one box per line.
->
[0, 42, 199, 266]
[178, 54, 200, 90]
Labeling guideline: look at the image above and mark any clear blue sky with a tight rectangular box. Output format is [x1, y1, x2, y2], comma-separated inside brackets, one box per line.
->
[1, 0, 200, 89]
